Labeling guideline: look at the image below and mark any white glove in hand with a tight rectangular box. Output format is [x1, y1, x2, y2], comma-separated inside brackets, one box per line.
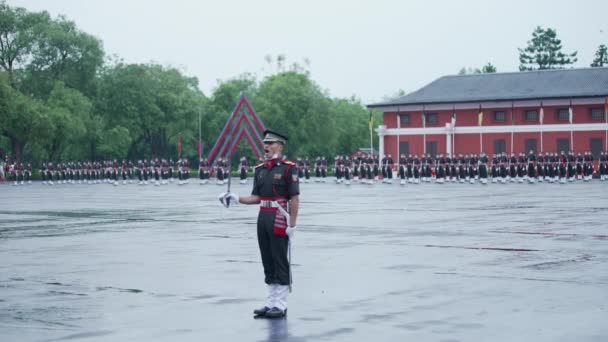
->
[286, 226, 297, 239]
[218, 192, 239, 207]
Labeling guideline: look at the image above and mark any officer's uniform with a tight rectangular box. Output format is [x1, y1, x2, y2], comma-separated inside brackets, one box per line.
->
[251, 130, 299, 318]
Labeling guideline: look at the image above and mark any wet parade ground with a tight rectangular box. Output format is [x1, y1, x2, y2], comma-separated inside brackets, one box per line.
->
[1, 179, 607, 342]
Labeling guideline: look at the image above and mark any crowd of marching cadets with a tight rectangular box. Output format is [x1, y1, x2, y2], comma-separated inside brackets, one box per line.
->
[327, 150, 606, 185]
[3, 150, 608, 185]
[1, 158, 194, 186]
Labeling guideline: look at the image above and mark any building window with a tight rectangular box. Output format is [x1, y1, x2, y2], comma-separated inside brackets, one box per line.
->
[426, 141, 437, 157]
[493, 139, 506, 154]
[493, 111, 505, 122]
[590, 108, 604, 120]
[399, 141, 409, 155]
[525, 139, 537, 153]
[399, 114, 410, 126]
[525, 110, 538, 121]
[425, 113, 438, 125]
[556, 139, 570, 153]
[590, 138, 602, 158]
[556, 108, 569, 121]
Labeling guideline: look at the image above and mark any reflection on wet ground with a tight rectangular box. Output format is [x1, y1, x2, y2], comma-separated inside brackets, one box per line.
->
[1, 181, 607, 341]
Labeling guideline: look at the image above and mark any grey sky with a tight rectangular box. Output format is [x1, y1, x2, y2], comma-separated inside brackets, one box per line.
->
[8, 0, 608, 103]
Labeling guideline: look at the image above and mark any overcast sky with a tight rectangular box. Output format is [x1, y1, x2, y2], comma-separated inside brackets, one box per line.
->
[8, 0, 608, 103]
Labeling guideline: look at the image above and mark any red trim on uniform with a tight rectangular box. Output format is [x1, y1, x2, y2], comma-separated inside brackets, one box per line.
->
[260, 207, 277, 212]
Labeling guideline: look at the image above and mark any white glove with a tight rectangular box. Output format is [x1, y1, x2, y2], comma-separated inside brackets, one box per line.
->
[218, 192, 239, 208]
[286, 226, 297, 239]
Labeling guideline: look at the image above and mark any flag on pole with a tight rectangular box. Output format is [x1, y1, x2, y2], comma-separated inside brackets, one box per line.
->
[604, 97, 608, 122]
[177, 133, 182, 157]
[568, 106, 573, 124]
[368, 111, 373, 131]
[422, 112, 426, 128]
[451, 111, 456, 127]
[477, 110, 483, 126]
[539, 105, 544, 124]
[196, 141, 203, 157]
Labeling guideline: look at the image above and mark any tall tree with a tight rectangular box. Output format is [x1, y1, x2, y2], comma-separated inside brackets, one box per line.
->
[0, 2, 50, 86]
[255, 71, 334, 157]
[22, 15, 104, 98]
[591, 44, 608, 67]
[95, 63, 204, 159]
[0, 72, 50, 161]
[45, 81, 91, 161]
[518, 27, 577, 71]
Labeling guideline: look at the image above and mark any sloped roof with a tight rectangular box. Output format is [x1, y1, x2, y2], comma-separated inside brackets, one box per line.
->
[368, 67, 608, 108]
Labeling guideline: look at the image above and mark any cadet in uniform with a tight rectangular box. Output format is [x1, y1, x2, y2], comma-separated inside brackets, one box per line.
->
[240, 157, 249, 184]
[219, 130, 299, 319]
[398, 154, 406, 185]
[600, 151, 607, 181]
[303, 157, 311, 183]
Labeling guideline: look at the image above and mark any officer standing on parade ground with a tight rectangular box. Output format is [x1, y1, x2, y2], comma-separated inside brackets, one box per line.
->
[218, 130, 300, 319]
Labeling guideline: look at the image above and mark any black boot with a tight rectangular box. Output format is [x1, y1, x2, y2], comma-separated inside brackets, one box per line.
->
[264, 307, 287, 319]
[253, 306, 270, 316]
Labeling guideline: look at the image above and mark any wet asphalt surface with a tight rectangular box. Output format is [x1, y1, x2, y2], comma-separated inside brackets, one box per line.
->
[1, 178, 607, 342]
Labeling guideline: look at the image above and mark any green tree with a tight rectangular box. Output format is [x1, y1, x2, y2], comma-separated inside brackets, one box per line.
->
[255, 71, 334, 157]
[0, 73, 50, 161]
[22, 15, 104, 98]
[328, 97, 373, 156]
[481, 62, 497, 73]
[45, 82, 91, 160]
[518, 26, 577, 71]
[591, 44, 608, 67]
[0, 1, 49, 86]
[95, 63, 205, 159]
[458, 63, 496, 75]
[98, 126, 132, 160]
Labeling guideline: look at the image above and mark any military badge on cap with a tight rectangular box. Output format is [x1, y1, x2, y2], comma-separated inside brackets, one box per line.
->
[263, 130, 288, 144]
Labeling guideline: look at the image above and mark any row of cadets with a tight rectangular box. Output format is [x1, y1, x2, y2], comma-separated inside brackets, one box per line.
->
[295, 157, 311, 183]
[314, 156, 328, 182]
[199, 158, 210, 185]
[239, 157, 249, 184]
[381, 154, 394, 184]
[600, 151, 608, 181]
[215, 158, 228, 185]
[177, 158, 190, 185]
[333, 155, 353, 185]
[8, 162, 32, 185]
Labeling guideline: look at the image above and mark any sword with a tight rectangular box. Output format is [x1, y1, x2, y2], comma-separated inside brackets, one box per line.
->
[272, 201, 293, 292]
[224, 118, 235, 207]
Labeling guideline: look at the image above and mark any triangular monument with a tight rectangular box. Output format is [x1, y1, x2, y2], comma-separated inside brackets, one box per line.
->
[208, 95, 266, 169]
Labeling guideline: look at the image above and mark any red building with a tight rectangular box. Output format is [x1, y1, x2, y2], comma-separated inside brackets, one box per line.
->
[368, 68, 608, 161]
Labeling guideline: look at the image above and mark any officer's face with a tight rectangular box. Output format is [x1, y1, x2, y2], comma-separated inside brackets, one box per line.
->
[263, 141, 283, 159]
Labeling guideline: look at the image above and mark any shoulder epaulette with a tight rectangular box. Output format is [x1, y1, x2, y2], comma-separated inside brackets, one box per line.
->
[254, 162, 265, 169]
[283, 160, 296, 166]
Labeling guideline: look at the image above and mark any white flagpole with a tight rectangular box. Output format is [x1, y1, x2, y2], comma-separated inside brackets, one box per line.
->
[569, 101, 574, 152]
[451, 108, 456, 157]
[605, 97, 607, 152]
[422, 106, 426, 154]
[540, 102, 544, 153]
[198, 109, 202, 160]
[478, 106, 483, 154]
[510, 103, 514, 154]
[397, 107, 401, 157]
